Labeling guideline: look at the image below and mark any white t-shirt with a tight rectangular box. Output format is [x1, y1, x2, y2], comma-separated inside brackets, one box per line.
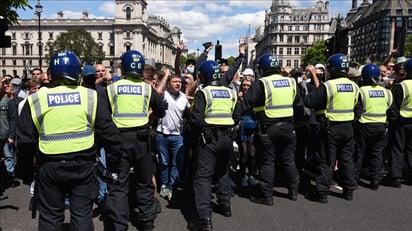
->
[156, 89, 190, 135]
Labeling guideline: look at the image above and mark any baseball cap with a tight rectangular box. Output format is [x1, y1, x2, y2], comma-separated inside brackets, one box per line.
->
[83, 65, 96, 77]
[10, 78, 22, 85]
[242, 68, 254, 76]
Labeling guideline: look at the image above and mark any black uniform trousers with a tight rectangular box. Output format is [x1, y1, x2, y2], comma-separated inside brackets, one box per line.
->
[105, 129, 157, 231]
[38, 158, 97, 231]
[259, 121, 299, 198]
[316, 122, 357, 194]
[354, 123, 386, 182]
[389, 122, 412, 180]
[193, 129, 232, 220]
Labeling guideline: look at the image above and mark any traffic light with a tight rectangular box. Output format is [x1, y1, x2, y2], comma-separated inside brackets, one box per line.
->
[337, 28, 349, 54]
[0, 19, 11, 48]
[324, 37, 335, 58]
[215, 40, 222, 63]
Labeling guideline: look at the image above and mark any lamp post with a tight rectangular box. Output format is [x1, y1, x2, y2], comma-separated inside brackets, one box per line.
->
[35, 0, 43, 70]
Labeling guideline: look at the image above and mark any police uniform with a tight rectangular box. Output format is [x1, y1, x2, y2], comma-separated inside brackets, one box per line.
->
[387, 78, 412, 186]
[246, 73, 304, 204]
[187, 80, 240, 229]
[354, 84, 392, 188]
[17, 85, 123, 231]
[304, 76, 359, 201]
[105, 76, 166, 230]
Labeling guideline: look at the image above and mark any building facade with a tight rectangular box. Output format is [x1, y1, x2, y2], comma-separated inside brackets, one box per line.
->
[345, 0, 412, 63]
[255, 0, 332, 68]
[2, 0, 181, 77]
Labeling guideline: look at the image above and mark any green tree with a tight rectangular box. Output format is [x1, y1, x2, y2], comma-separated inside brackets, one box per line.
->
[1, 0, 31, 25]
[406, 34, 412, 57]
[301, 40, 327, 67]
[46, 28, 105, 64]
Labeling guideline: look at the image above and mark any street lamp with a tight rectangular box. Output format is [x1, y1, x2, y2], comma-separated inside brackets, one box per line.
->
[35, 0, 43, 70]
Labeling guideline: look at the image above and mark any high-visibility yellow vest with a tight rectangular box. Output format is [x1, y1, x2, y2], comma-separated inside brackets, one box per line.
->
[323, 78, 359, 121]
[254, 74, 296, 118]
[200, 85, 237, 126]
[359, 85, 392, 123]
[28, 86, 97, 155]
[107, 79, 152, 128]
[400, 80, 412, 118]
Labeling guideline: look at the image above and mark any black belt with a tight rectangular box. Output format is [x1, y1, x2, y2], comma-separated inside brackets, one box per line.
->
[38, 153, 95, 164]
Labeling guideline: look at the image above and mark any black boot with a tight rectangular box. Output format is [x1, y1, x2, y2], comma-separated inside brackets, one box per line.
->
[187, 218, 213, 231]
[306, 192, 328, 204]
[342, 190, 353, 201]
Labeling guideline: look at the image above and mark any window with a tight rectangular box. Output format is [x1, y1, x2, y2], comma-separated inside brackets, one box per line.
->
[279, 35, 284, 42]
[279, 48, 283, 55]
[295, 26, 299, 31]
[294, 60, 299, 68]
[288, 26, 292, 31]
[280, 16, 284, 22]
[294, 48, 299, 55]
[126, 31, 130, 39]
[110, 32, 114, 41]
[126, 7, 131, 20]
[110, 45, 114, 56]
[287, 48, 292, 55]
[295, 36, 300, 43]
[279, 60, 283, 67]
[49, 32, 53, 40]
[13, 60, 16, 66]
[303, 25, 308, 31]
[126, 45, 131, 51]
[2, 70, 5, 76]
[25, 43, 30, 55]
[287, 36, 292, 43]
[12, 32, 16, 40]
[2, 59, 5, 65]
[98, 32, 103, 40]
[286, 60, 291, 67]
[302, 48, 307, 54]
[25, 32, 30, 40]
[12, 45, 16, 55]
[1, 48, 5, 55]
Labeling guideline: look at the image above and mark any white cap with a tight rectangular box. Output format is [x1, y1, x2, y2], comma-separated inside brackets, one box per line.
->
[396, 56, 409, 65]
[315, 64, 326, 70]
[242, 68, 254, 76]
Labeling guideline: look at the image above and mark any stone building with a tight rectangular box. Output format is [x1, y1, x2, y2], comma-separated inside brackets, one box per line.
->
[2, 0, 181, 77]
[345, 0, 412, 63]
[255, 0, 333, 68]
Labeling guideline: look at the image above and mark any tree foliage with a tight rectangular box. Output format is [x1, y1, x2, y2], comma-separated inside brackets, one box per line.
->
[46, 28, 105, 64]
[301, 40, 327, 67]
[1, 0, 32, 25]
[406, 34, 412, 57]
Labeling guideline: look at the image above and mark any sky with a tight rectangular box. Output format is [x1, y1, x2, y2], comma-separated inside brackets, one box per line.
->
[16, 0, 359, 58]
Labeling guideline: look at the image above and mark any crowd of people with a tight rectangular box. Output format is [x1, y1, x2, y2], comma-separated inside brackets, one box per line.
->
[1, 41, 412, 231]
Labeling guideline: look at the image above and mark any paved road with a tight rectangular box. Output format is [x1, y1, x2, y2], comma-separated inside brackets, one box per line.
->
[1, 178, 412, 231]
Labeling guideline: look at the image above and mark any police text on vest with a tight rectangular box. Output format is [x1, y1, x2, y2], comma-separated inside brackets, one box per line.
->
[272, 79, 290, 88]
[47, 92, 81, 106]
[336, 84, 353, 92]
[211, 90, 230, 98]
[118, 85, 142, 95]
[368, 90, 384, 98]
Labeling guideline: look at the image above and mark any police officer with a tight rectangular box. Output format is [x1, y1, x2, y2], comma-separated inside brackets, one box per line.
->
[105, 50, 166, 231]
[304, 53, 359, 203]
[17, 51, 124, 230]
[186, 60, 240, 231]
[386, 58, 412, 187]
[354, 64, 392, 190]
[245, 54, 303, 205]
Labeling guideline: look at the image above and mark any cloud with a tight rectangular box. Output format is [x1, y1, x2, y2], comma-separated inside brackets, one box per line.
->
[98, 1, 116, 16]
